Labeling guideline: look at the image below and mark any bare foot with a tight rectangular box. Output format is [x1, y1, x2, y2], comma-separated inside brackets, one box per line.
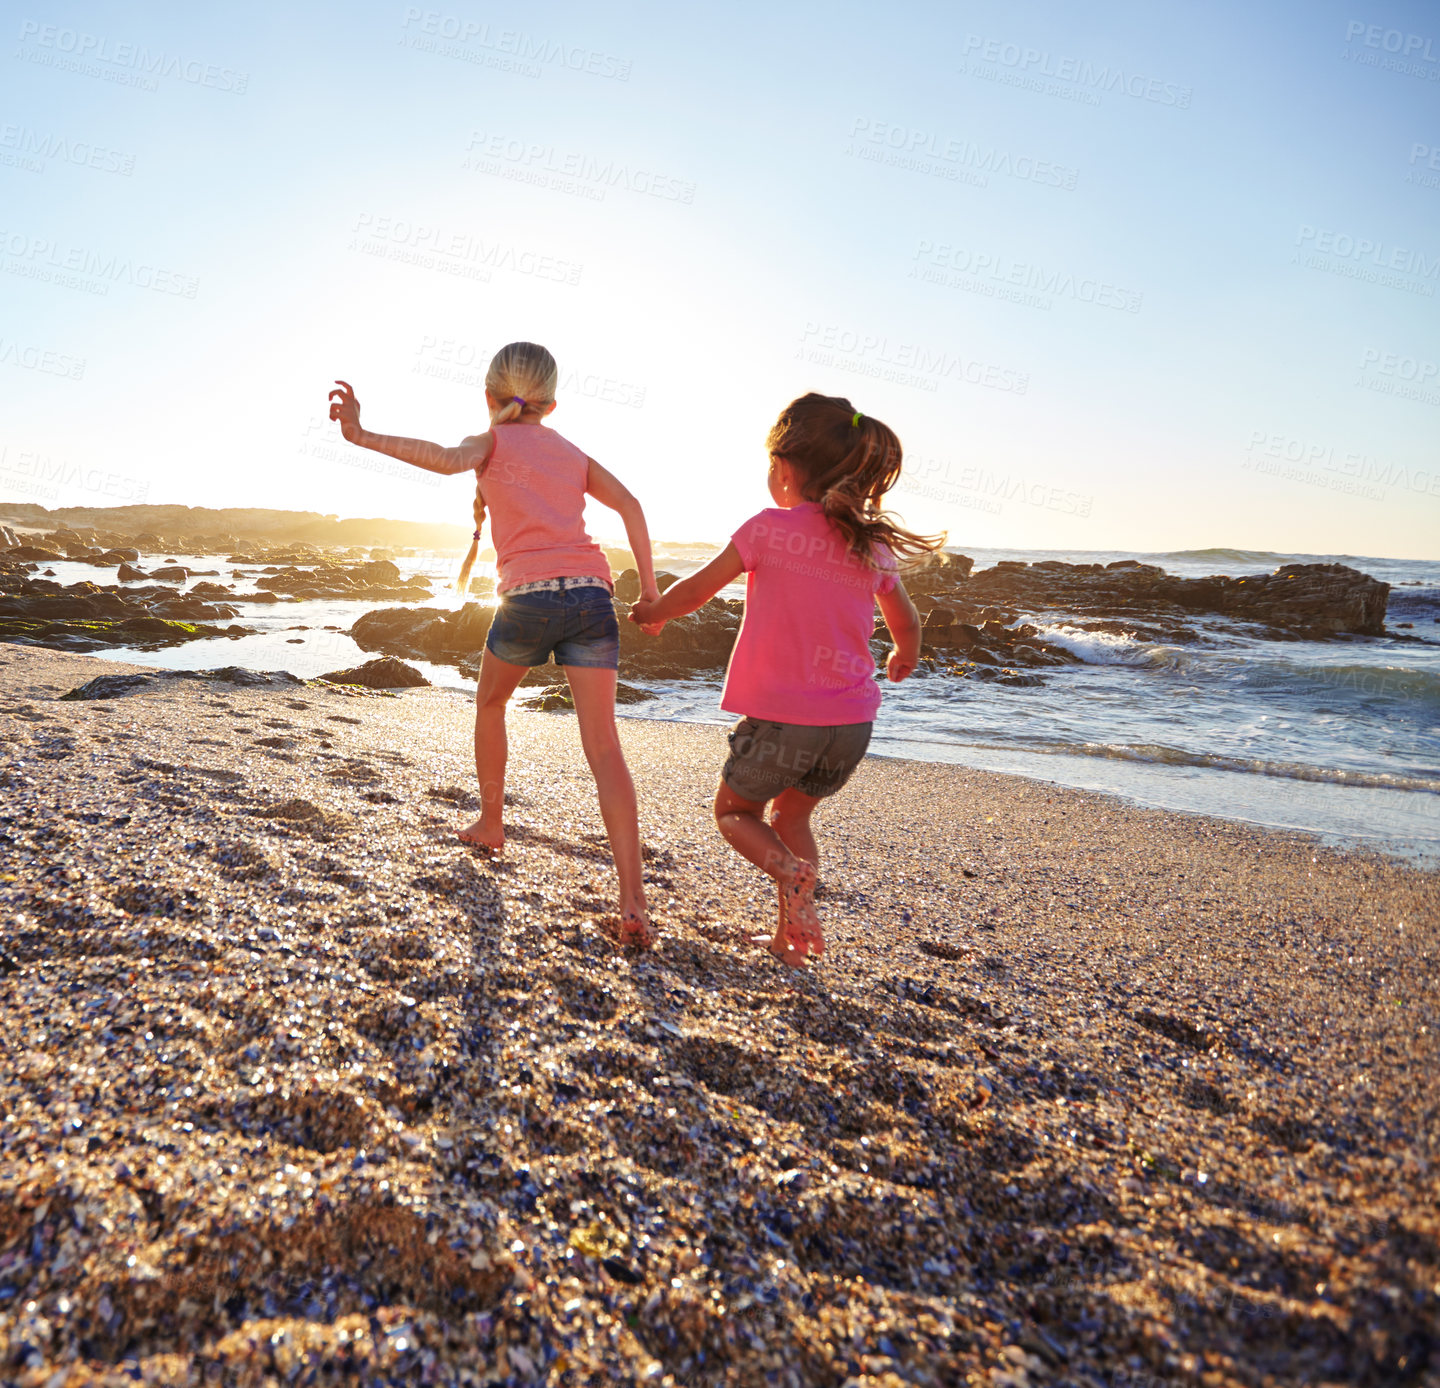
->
[748, 883, 809, 966]
[779, 859, 824, 956]
[457, 817, 503, 854]
[619, 909, 655, 949]
[748, 930, 808, 967]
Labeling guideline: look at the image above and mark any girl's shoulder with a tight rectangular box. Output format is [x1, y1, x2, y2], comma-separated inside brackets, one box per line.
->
[496, 422, 584, 452]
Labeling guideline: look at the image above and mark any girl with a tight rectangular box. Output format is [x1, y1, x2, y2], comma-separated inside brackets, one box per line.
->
[328, 341, 662, 945]
[630, 392, 940, 965]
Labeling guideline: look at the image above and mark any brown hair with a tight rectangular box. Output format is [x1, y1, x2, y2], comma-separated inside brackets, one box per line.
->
[455, 341, 560, 592]
[765, 392, 945, 566]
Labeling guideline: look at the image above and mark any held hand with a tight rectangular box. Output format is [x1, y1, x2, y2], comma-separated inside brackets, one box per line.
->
[328, 380, 363, 443]
[886, 647, 916, 682]
[628, 598, 665, 636]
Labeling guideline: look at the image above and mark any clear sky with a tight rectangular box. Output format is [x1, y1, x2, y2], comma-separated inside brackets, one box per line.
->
[2, 0, 1437, 557]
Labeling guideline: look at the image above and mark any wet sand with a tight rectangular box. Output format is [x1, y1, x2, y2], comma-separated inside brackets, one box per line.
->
[0, 644, 1436, 1387]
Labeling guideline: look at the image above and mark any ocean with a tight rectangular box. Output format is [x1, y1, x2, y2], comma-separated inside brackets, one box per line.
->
[40, 545, 1440, 868]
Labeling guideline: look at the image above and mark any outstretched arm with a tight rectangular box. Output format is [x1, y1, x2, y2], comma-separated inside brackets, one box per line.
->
[585, 459, 660, 601]
[328, 380, 491, 475]
[629, 544, 743, 631]
[876, 579, 922, 681]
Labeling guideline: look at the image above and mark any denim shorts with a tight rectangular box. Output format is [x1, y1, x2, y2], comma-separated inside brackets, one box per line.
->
[722, 716, 873, 801]
[485, 584, 620, 669]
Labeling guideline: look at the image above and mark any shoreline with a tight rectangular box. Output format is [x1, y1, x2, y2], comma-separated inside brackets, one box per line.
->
[7, 536, 1437, 872]
[1, 645, 1438, 1386]
[32, 631, 1440, 873]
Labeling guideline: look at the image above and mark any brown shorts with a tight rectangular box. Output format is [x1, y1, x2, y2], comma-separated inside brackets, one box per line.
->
[722, 716, 873, 802]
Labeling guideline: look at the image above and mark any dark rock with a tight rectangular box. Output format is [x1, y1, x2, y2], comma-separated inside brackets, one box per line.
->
[614, 569, 641, 603]
[520, 680, 655, 711]
[955, 559, 1388, 638]
[1217, 563, 1389, 636]
[602, 1257, 643, 1285]
[116, 563, 147, 583]
[319, 657, 431, 689]
[151, 565, 189, 583]
[350, 604, 492, 665]
[0, 614, 252, 652]
[8, 545, 64, 563]
[519, 684, 576, 712]
[60, 667, 303, 700]
[58, 673, 155, 701]
[178, 666, 304, 688]
[257, 561, 430, 604]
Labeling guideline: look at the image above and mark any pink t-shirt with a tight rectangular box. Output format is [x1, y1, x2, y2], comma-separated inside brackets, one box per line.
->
[721, 502, 897, 726]
[479, 424, 613, 593]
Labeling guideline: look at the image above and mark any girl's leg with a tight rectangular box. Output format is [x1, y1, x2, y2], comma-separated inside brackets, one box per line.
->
[770, 787, 822, 871]
[458, 649, 529, 851]
[714, 782, 823, 962]
[562, 665, 650, 939]
[768, 786, 825, 957]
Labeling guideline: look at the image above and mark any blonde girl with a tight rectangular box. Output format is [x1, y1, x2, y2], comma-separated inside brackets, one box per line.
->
[329, 341, 661, 944]
[631, 392, 941, 964]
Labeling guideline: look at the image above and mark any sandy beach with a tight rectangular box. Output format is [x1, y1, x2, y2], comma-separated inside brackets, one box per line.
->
[0, 643, 1436, 1387]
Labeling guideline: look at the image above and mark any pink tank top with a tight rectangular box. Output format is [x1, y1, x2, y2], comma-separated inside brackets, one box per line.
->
[479, 424, 613, 593]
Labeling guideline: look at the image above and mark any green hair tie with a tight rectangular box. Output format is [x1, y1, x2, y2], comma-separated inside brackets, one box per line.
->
[851, 411, 863, 428]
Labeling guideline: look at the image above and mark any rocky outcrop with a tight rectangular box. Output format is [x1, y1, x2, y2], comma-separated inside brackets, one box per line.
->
[933, 559, 1390, 640]
[0, 503, 473, 553]
[350, 604, 494, 667]
[1211, 563, 1390, 636]
[318, 657, 430, 689]
[0, 563, 253, 653]
[0, 524, 18, 549]
[521, 680, 656, 711]
[249, 561, 431, 603]
[0, 612, 250, 653]
[349, 596, 746, 683]
[617, 597, 741, 677]
[59, 667, 305, 700]
[7, 545, 64, 563]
